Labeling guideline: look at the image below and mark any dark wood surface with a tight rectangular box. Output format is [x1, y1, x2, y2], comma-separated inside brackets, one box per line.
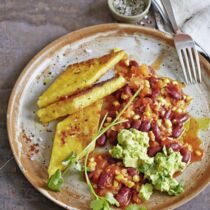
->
[0, 1, 210, 209]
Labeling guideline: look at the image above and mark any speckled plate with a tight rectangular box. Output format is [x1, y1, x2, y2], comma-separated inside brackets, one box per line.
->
[7, 24, 210, 210]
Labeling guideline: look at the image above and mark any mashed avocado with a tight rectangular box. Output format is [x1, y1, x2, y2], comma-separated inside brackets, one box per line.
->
[109, 129, 186, 198]
[110, 129, 152, 168]
[139, 183, 153, 201]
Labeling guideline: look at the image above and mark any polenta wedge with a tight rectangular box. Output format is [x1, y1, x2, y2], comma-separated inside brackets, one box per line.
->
[37, 50, 127, 108]
[48, 100, 102, 177]
[37, 76, 126, 123]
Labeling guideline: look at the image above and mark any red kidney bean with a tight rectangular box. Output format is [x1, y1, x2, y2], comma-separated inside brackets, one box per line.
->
[167, 84, 182, 100]
[108, 111, 116, 118]
[152, 122, 161, 142]
[140, 120, 151, 132]
[166, 143, 181, 152]
[151, 88, 160, 99]
[98, 172, 114, 189]
[88, 171, 94, 180]
[149, 77, 158, 88]
[115, 187, 132, 207]
[148, 66, 155, 75]
[107, 157, 117, 164]
[108, 130, 118, 145]
[172, 124, 183, 138]
[127, 167, 138, 176]
[164, 109, 172, 119]
[96, 134, 107, 147]
[148, 145, 162, 157]
[131, 120, 142, 130]
[180, 148, 191, 163]
[124, 85, 133, 96]
[114, 91, 122, 100]
[175, 113, 189, 123]
[136, 105, 146, 114]
[129, 60, 139, 67]
[119, 60, 127, 67]
[124, 121, 131, 129]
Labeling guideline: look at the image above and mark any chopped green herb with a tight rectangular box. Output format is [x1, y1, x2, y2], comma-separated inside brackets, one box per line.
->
[47, 152, 77, 191]
[90, 198, 112, 210]
[105, 192, 119, 207]
[47, 169, 64, 192]
[62, 152, 77, 167]
[125, 204, 147, 210]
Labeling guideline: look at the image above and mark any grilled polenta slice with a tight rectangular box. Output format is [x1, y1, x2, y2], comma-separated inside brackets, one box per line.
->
[37, 76, 126, 123]
[48, 100, 102, 177]
[37, 50, 127, 108]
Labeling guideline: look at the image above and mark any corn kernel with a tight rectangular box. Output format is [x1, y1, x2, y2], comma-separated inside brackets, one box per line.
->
[111, 126, 116, 131]
[186, 144, 193, 152]
[135, 185, 140, 191]
[121, 94, 129, 100]
[113, 180, 119, 188]
[172, 107, 176, 111]
[88, 162, 96, 171]
[144, 80, 150, 88]
[130, 110, 135, 116]
[148, 131, 155, 142]
[133, 114, 140, 120]
[163, 78, 170, 85]
[113, 101, 120, 107]
[139, 64, 149, 76]
[161, 110, 166, 116]
[127, 181, 135, 188]
[195, 150, 202, 156]
[133, 175, 140, 182]
[172, 81, 178, 85]
[113, 48, 121, 52]
[115, 169, 120, 175]
[104, 123, 110, 127]
[121, 169, 128, 176]
[106, 117, 112, 122]
[144, 105, 152, 117]
[157, 119, 162, 127]
[172, 119, 177, 123]
[167, 128, 172, 134]
[186, 96, 192, 102]
[124, 59, 130, 66]
[190, 147, 194, 153]
[176, 108, 183, 113]
[165, 119, 172, 129]
[116, 174, 124, 181]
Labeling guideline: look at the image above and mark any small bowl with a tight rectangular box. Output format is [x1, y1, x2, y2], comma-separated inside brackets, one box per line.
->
[108, 0, 151, 23]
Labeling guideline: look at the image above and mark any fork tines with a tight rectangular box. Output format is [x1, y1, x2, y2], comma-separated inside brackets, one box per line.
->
[175, 40, 202, 84]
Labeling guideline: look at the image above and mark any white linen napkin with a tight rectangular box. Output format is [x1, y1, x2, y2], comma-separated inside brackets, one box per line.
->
[154, 0, 210, 56]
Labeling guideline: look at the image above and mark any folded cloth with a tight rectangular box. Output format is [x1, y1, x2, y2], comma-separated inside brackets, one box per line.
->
[154, 0, 210, 56]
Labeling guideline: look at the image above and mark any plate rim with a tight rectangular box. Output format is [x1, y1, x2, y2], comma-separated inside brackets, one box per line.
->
[7, 23, 210, 210]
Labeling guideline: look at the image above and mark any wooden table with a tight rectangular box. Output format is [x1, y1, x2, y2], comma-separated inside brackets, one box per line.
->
[0, 1, 210, 209]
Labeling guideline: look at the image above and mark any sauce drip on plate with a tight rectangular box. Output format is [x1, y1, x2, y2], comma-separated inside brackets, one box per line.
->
[183, 117, 210, 162]
[151, 50, 167, 70]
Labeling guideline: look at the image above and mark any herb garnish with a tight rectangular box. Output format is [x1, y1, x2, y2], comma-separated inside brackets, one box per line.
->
[125, 204, 147, 210]
[47, 169, 64, 192]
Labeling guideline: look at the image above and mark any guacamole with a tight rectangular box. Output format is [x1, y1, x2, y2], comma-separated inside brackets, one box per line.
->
[109, 129, 186, 197]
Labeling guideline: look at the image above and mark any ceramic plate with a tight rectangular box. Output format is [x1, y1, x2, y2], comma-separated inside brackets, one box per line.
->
[7, 24, 210, 210]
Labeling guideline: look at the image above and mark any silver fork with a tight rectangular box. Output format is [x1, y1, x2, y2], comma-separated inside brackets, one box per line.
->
[161, 0, 202, 84]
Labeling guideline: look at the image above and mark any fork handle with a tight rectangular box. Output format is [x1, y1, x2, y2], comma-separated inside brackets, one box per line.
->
[161, 0, 181, 33]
